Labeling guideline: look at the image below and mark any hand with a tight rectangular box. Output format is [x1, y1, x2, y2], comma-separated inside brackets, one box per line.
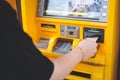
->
[77, 38, 98, 60]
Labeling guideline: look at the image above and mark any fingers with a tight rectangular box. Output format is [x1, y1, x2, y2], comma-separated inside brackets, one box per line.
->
[86, 37, 98, 47]
[77, 38, 98, 60]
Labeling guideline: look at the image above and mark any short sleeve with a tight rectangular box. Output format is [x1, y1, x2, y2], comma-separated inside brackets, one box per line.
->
[20, 33, 54, 80]
[0, 1, 54, 80]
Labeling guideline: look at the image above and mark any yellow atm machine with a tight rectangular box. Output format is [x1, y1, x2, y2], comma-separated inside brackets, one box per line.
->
[21, 0, 119, 80]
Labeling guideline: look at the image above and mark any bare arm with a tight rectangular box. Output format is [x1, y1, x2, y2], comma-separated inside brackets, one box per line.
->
[50, 38, 97, 80]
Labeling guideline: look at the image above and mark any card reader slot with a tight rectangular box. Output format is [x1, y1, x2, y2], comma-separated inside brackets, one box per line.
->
[86, 35, 102, 42]
[84, 28, 104, 43]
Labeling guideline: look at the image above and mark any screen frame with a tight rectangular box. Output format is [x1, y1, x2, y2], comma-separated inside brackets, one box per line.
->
[37, 0, 109, 22]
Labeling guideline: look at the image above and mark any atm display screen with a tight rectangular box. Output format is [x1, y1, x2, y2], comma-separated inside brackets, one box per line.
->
[37, 0, 109, 22]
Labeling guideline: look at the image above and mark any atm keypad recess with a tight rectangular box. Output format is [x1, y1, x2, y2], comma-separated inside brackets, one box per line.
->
[53, 39, 73, 54]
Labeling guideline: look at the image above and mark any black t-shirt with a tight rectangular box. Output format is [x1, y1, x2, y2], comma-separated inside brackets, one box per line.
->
[0, 1, 54, 80]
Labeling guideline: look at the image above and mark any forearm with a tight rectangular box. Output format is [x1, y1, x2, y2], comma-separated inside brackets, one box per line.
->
[50, 47, 83, 80]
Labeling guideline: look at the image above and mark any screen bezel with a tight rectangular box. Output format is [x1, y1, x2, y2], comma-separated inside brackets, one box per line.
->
[37, 0, 108, 22]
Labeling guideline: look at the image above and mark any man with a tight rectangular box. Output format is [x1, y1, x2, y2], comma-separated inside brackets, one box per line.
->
[0, 1, 97, 80]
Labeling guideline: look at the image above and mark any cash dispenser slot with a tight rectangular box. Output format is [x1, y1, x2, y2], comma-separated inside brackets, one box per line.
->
[70, 71, 91, 79]
[84, 28, 104, 43]
[65, 71, 91, 80]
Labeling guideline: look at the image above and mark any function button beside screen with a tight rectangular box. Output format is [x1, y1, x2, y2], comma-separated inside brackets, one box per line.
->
[103, 5, 108, 9]
[102, 13, 107, 17]
[104, 0, 108, 1]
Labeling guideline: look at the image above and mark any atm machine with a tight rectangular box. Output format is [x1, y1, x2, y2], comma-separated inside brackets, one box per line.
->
[21, 0, 119, 80]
